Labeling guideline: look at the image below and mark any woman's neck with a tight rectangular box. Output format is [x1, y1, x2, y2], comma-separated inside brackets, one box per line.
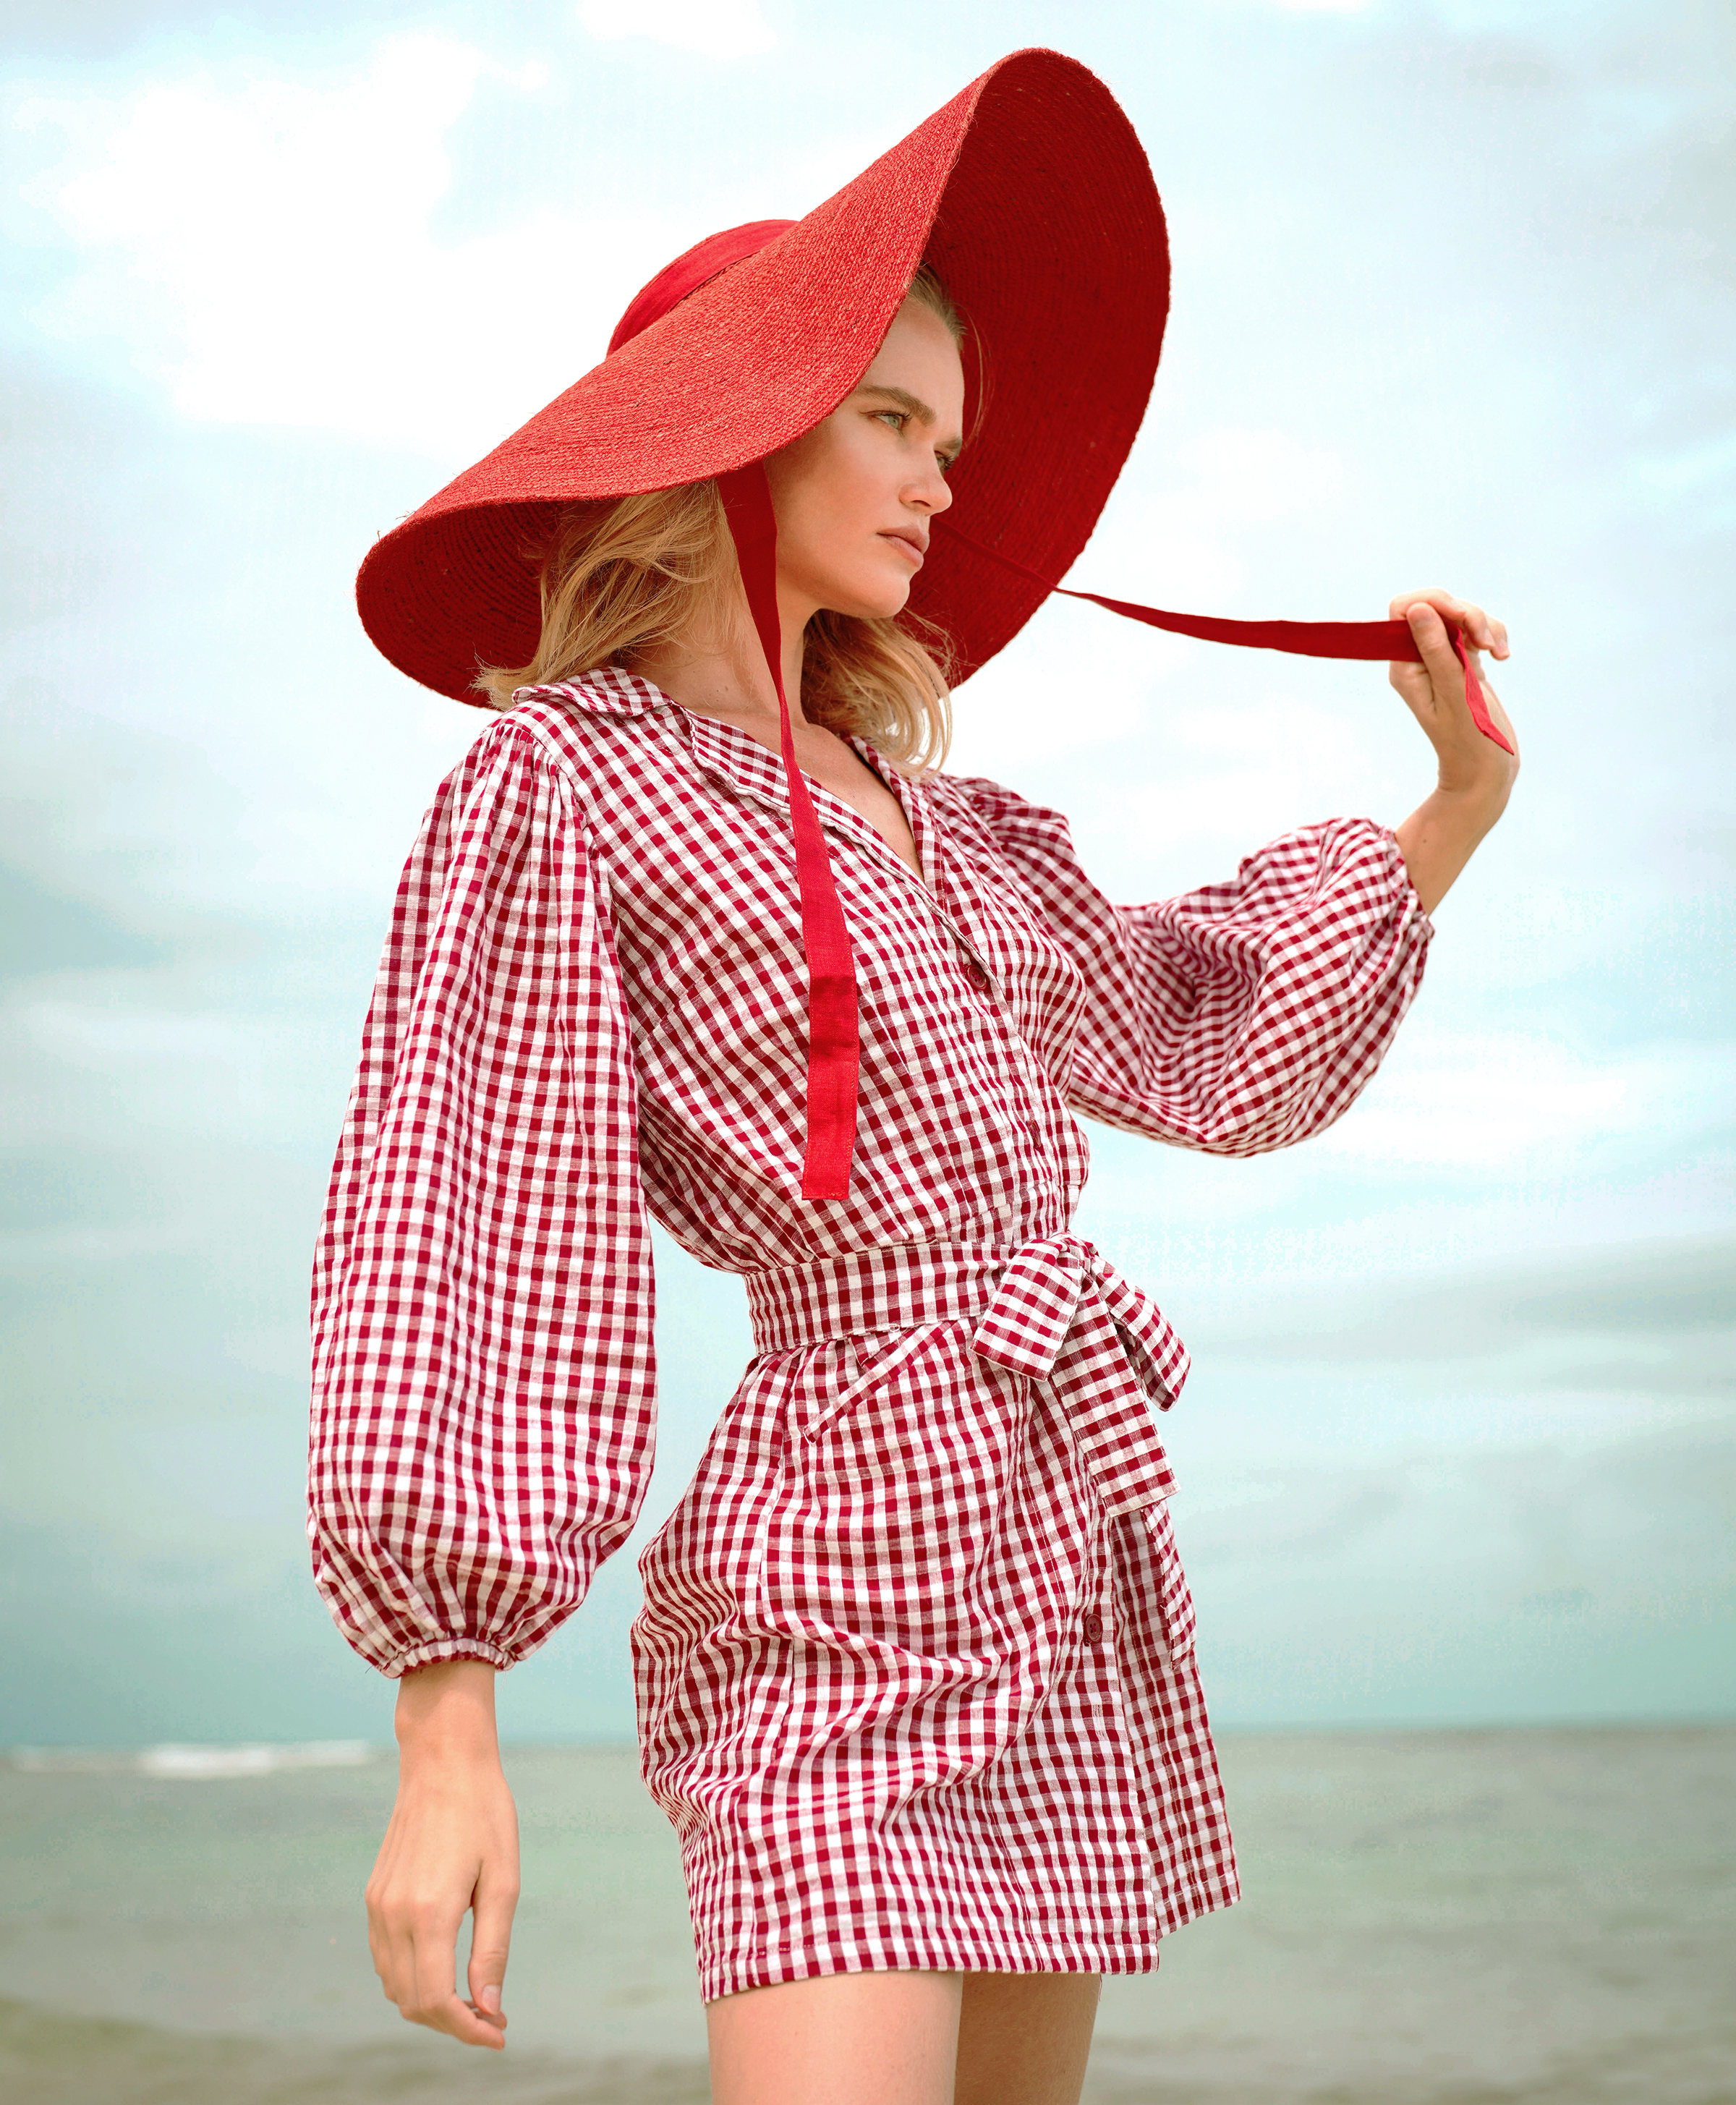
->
[633, 585, 812, 731]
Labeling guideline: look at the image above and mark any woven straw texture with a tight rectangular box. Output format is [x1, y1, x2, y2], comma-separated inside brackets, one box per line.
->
[354, 48, 1168, 701]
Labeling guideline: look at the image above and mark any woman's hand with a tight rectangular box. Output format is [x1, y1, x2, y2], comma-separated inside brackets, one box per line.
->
[1388, 587, 1520, 915]
[366, 1659, 519, 2050]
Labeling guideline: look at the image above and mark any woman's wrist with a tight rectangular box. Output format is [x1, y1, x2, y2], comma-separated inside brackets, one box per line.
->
[393, 1658, 501, 1768]
[1432, 729, 1517, 807]
[1426, 768, 1511, 837]
[1393, 774, 1512, 915]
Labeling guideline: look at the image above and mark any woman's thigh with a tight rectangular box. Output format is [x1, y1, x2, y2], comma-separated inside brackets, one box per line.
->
[706, 1971, 963, 2105]
[956, 1972, 1102, 2105]
[704, 1970, 1102, 2105]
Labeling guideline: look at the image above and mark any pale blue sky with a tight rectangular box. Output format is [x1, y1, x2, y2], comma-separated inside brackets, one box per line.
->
[2, 0, 1730, 1745]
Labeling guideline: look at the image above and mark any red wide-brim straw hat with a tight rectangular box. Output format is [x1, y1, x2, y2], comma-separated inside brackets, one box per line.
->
[358, 48, 1168, 699]
[356, 47, 1505, 1203]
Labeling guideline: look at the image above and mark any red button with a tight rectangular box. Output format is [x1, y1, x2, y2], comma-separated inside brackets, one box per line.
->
[1082, 1610, 1104, 1643]
[963, 959, 992, 994]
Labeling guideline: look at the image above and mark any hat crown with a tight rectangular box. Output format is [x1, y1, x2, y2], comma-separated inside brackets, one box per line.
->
[355, 48, 1169, 702]
[607, 220, 797, 356]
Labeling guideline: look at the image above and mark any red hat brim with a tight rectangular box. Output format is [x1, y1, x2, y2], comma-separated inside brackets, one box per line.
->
[355, 48, 1169, 703]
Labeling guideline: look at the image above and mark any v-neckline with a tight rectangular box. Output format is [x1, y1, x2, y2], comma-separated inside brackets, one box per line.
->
[678, 704, 934, 894]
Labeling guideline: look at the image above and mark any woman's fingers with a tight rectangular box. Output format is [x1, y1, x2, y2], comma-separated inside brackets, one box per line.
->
[1403, 600, 1481, 717]
[365, 1847, 402, 2004]
[407, 1906, 509, 2047]
[1404, 597, 1462, 679]
[1388, 586, 1510, 659]
[368, 1895, 508, 2048]
[1388, 600, 1467, 718]
[1389, 597, 1520, 791]
[466, 1855, 519, 2038]
[364, 1821, 506, 2046]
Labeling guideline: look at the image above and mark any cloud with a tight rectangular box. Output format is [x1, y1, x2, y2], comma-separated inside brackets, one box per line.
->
[1311, 1027, 1735, 1170]
[1191, 1231, 1736, 1380]
[1182, 427, 1348, 527]
[577, 0, 775, 60]
[11, 36, 705, 457]
[0, 864, 170, 977]
[946, 425, 1353, 785]
[1177, 1422, 1736, 1728]
[1081, 425, 1350, 604]
[1184, 1427, 1736, 1612]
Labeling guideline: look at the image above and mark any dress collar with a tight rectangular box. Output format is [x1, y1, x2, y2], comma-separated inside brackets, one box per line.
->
[523, 665, 937, 894]
[514, 665, 667, 717]
[679, 705, 934, 896]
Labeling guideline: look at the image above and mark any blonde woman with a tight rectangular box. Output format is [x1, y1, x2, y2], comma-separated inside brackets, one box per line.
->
[310, 50, 1515, 2105]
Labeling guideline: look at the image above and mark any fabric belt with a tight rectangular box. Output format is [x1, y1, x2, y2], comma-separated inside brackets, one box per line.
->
[744, 1234, 1192, 1518]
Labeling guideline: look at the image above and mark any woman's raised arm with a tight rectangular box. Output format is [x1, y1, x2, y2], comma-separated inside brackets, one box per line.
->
[950, 778, 1433, 1158]
[1388, 588, 1520, 915]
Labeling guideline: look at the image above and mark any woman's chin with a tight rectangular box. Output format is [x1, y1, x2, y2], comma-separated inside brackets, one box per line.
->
[818, 579, 914, 623]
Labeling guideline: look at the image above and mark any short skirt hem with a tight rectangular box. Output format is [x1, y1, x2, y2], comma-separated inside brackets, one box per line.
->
[693, 1880, 1235, 2004]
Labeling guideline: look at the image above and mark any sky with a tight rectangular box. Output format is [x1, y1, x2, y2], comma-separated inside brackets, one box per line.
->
[1, 0, 1731, 1748]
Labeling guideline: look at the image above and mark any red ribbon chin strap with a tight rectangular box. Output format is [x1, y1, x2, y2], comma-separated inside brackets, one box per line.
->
[950, 527, 1515, 759]
[717, 463, 861, 1202]
[715, 475, 1512, 1205]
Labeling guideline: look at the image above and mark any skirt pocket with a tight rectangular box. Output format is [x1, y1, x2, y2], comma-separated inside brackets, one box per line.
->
[795, 1324, 945, 1444]
[1139, 1497, 1197, 1661]
[756, 1327, 1039, 1665]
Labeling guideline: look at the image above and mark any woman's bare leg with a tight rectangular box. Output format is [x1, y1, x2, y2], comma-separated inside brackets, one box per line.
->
[954, 1973, 1102, 2105]
[705, 1968, 1102, 2105]
[707, 1970, 963, 2105]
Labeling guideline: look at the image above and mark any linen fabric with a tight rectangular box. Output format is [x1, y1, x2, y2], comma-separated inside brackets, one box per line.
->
[349, 43, 1498, 1212]
[308, 669, 1433, 1992]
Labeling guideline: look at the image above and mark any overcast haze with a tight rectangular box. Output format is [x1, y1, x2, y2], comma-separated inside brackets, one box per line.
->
[2, 0, 1731, 1747]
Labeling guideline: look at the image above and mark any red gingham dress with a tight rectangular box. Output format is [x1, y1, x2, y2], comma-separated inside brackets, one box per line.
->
[308, 668, 1431, 1999]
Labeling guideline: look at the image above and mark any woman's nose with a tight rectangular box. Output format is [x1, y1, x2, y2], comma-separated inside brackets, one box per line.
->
[906, 462, 954, 514]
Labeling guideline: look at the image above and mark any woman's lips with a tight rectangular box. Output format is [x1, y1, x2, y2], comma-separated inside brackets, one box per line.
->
[880, 530, 926, 567]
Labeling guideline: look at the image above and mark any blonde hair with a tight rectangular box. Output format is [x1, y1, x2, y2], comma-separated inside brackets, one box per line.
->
[474, 266, 964, 775]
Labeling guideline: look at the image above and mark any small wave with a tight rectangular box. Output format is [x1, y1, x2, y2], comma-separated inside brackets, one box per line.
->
[137, 1740, 376, 1779]
[10, 1740, 378, 1779]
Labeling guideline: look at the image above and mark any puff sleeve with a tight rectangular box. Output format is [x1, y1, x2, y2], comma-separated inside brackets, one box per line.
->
[955, 778, 1433, 1156]
[308, 718, 655, 1677]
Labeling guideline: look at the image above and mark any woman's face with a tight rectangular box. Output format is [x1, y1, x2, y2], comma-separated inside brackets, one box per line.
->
[763, 298, 965, 626]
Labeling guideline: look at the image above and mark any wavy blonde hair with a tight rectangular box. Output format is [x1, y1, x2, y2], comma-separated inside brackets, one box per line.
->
[474, 268, 963, 775]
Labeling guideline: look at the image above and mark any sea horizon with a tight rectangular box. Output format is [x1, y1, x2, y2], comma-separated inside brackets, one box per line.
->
[12, 1706, 1735, 1766]
[4, 1720, 1731, 2104]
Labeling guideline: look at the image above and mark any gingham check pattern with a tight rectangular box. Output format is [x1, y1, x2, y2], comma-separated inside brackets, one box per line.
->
[309, 667, 1431, 1994]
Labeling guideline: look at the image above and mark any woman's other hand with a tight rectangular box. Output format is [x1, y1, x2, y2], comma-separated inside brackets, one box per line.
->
[1389, 587, 1520, 914]
[366, 1659, 519, 2049]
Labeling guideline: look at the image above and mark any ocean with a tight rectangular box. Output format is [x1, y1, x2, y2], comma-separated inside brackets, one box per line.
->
[2, 1725, 1731, 2104]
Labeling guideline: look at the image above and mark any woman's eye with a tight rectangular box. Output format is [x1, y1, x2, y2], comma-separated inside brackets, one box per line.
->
[876, 409, 907, 431]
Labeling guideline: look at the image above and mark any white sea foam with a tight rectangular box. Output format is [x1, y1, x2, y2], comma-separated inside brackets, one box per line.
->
[9, 1740, 377, 1777]
[135, 1740, 375, 1779]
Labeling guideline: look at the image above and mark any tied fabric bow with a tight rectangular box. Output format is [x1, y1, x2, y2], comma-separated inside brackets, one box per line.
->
[715, 456, 1508, 1202]
[970, 1231, 1186, 1515]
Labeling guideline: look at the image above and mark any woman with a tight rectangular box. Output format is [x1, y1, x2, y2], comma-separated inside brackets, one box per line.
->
[310, 49, 1516, 2105]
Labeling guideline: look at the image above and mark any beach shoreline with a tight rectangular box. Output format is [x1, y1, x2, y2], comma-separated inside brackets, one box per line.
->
[3, 1726, 1732, 2104]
